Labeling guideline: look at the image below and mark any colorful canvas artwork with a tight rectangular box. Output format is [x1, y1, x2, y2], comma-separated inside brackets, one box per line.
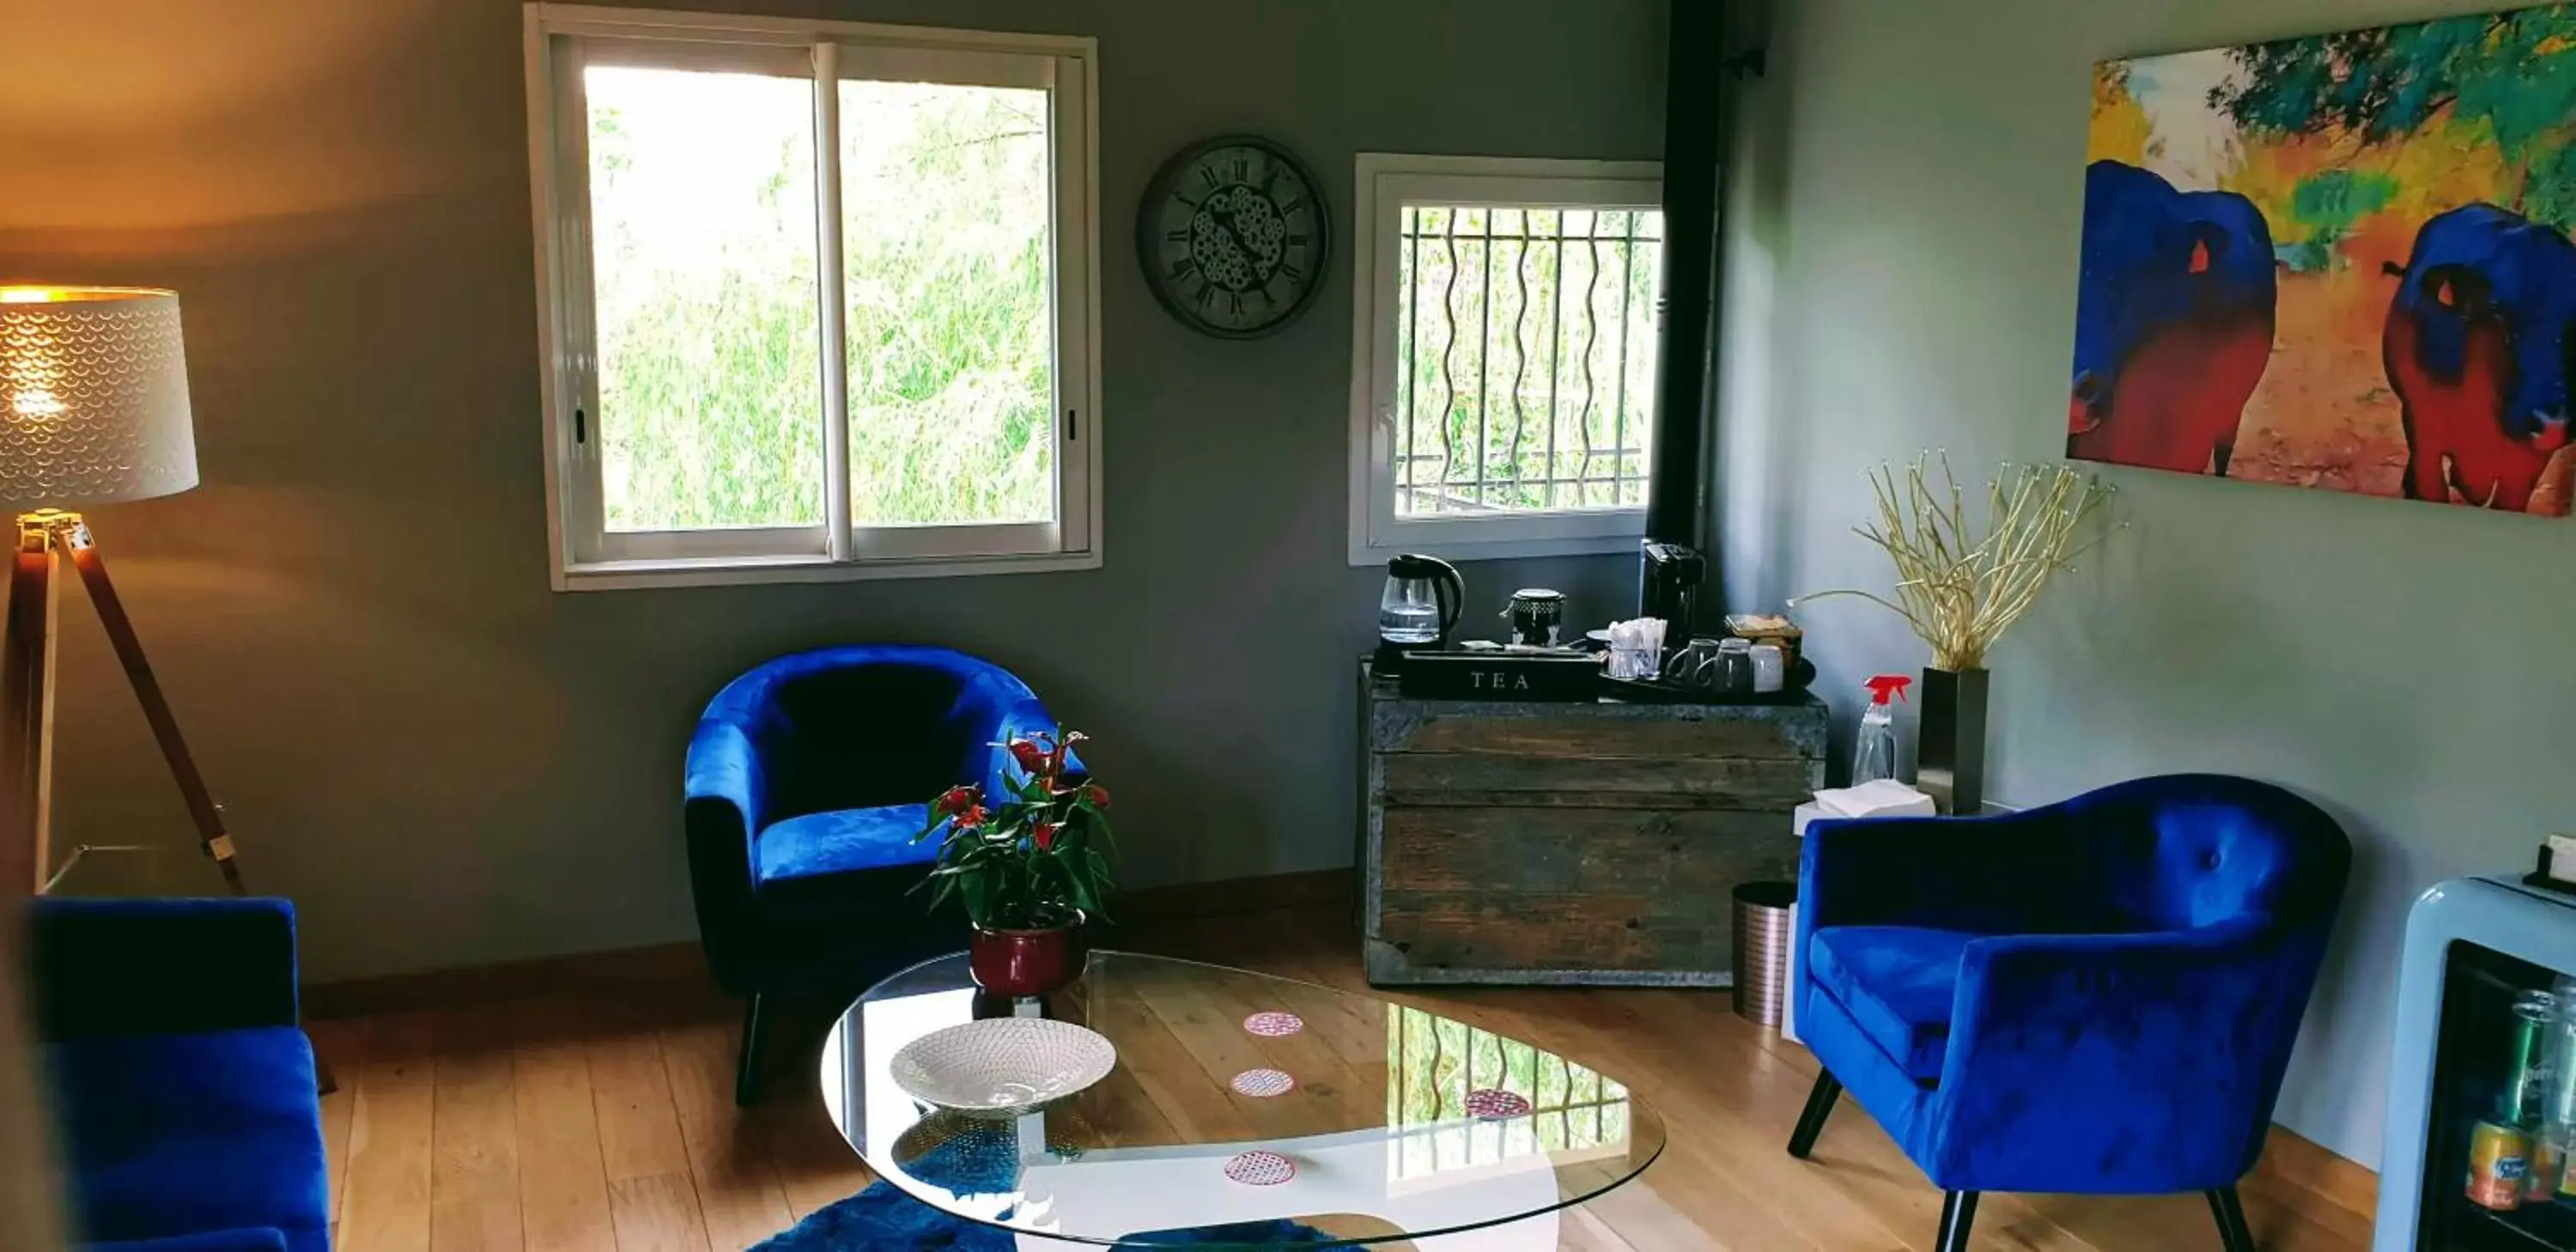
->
[2075, 5, 2576, 516]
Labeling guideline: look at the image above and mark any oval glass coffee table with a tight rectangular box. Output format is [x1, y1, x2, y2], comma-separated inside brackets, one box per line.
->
[822, 951, 1665, 1249]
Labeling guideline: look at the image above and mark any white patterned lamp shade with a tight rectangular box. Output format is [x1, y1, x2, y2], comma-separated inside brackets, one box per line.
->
[0, 287, 199, 513]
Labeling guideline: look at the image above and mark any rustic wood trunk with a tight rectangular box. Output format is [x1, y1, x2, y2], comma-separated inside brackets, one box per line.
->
[1358, 660, 1828, 987]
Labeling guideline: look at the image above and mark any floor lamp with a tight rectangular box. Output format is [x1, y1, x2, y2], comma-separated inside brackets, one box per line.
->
[0, 286, 240, 897]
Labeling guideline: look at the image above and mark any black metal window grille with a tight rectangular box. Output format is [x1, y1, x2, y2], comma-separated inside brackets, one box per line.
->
[1394, 205, 1665, 517]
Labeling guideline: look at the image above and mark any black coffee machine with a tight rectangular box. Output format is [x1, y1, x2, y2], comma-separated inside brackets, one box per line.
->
[1639, 540, 1705, 636]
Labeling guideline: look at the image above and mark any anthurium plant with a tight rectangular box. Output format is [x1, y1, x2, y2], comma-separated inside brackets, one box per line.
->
[914, 728, 1115, 931]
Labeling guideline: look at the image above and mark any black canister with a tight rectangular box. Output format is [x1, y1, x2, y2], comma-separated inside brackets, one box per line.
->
[1504, 588, 1565, 647]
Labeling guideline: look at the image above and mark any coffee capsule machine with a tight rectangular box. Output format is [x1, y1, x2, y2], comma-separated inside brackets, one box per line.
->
[1639, 540, 1705, 637]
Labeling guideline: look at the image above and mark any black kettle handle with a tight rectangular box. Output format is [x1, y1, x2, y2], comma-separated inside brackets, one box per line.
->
[1428, 556, 1464, 640]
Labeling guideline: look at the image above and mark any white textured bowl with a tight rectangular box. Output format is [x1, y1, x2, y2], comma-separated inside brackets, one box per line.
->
[889, 1018, 1117, 1113]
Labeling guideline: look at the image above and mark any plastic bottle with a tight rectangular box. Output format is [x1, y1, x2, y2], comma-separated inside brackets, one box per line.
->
[1851, 675, 1911, 785]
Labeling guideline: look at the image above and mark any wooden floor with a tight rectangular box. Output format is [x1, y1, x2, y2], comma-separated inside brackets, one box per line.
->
[308, 905, 2378, 1251]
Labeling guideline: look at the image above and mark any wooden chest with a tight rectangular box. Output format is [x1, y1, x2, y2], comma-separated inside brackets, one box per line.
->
[1358, 660, 1827, 987]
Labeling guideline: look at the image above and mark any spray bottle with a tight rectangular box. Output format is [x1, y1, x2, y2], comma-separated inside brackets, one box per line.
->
[1852, 675, 1911, 786]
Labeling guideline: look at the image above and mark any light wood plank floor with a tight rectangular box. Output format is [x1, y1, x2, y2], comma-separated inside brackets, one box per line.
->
[310, 906, 2376, 1251]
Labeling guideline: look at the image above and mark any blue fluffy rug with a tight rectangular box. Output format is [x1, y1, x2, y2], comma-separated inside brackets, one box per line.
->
[751, 1179, 1331, 1249]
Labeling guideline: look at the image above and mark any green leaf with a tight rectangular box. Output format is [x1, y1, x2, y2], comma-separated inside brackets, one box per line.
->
[1084, 849, 1115, 921]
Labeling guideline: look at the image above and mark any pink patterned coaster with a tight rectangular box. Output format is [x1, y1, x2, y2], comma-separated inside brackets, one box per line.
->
[1465, 1088, 1533, 1120]
[1230, 1068, 1296, 1098]
[1243, 1012, 1304, 1037]
[1224, 1149, 1297, 1186]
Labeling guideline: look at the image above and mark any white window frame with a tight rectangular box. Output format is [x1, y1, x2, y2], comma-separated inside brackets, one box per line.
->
[523, 4, 1103, 591]
[1346, 153, 1664, 567]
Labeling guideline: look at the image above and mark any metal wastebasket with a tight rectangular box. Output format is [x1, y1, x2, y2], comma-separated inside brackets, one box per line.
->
[1732, 880, 1797, 1025]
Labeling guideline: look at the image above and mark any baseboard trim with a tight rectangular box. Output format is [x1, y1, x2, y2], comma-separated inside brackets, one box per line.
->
[303, 869, 1356, 1019]
[1108, 868, 1353, 925]
[304, 941, 708, 1021]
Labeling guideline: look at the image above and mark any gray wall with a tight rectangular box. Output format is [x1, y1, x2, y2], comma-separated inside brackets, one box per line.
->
[0, 0, 1666, 982]
[1719, 0, 2576, 1167]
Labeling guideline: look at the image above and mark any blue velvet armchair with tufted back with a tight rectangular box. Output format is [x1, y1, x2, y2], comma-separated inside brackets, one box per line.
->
[684, 645, 1072, 1105]
[1784, 774, 2351, 1252]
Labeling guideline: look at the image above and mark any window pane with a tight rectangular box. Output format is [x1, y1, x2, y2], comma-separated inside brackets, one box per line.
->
[840, 80, 1054, 527]
[587, 65, 823, 532]
[1393, 205, 1662, 517]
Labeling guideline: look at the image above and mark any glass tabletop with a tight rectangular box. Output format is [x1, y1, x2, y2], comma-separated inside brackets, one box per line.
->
[821, 950, 1665, 1248]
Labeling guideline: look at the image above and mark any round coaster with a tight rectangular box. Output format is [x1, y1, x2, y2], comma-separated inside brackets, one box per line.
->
[1243, 1012, 1304, 1038]
[1230, 1068, 1296, 1098]
[1224, 1149, 1297, 1186]
[1465, 1088, 1533, 1120]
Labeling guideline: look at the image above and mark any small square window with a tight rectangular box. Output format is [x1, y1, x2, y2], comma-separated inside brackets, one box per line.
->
[1346, 155, 1665, 564]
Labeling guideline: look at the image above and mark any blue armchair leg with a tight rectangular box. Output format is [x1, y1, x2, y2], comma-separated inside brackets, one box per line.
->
[2207, 1186, 2255, 1252]
[1786, 1070, 1841, 1158]
[734, 993, 768, 1108]
[1936, 1190, 1979, 1252]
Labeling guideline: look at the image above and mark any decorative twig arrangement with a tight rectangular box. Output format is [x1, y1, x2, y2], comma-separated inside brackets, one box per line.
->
[1795, 453, 2112, 672]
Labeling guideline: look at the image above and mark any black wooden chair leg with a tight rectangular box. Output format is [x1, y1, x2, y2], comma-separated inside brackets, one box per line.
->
[2208, 1185, 2257, 1252]
[1936, 1190, 1980, 1252]
[1786, 1070, 1843, 1158]
[733, 992, 769, 1108]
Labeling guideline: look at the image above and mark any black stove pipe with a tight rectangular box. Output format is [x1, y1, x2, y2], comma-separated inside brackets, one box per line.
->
[1643, 0, 1734, 550]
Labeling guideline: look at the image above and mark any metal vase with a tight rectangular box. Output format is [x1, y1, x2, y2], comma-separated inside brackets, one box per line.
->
[1917, 666, 1989, 816]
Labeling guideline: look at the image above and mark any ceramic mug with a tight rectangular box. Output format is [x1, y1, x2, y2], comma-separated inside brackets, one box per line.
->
[1662, 637, 1728, 689]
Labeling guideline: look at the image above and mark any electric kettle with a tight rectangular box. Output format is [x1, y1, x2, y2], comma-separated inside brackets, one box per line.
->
[1379, 554, 1464, 652]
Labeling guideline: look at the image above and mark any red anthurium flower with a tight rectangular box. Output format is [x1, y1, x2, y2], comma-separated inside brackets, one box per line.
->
[933, 785, 979, 817]
[955, 804, 987, 830]
[1007, 738, 1051, 776]
[1082, 784, 1111, 809]
[1031, 822, 1059, 852]
[1048, 730, 1088, 779]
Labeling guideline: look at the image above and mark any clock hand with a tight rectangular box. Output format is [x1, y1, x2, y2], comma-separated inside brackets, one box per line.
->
[1206, 204, 1262, 283]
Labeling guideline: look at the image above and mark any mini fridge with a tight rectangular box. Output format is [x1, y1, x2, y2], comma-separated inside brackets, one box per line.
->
[2379, 875, 2576, 1250]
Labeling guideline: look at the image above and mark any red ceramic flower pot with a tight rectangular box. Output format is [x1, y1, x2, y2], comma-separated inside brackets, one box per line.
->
[969, 913, 1085, 998]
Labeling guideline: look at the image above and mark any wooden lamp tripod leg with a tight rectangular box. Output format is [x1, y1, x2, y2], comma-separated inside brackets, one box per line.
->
[0, 517, 58, 893]
[55, 520, 242, 896]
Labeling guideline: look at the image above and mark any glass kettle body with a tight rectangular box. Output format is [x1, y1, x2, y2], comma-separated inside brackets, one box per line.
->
[1380, 553, 1464, 647]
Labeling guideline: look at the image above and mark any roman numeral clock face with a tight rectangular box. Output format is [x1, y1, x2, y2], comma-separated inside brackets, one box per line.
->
[1139, 137, 1330, 338]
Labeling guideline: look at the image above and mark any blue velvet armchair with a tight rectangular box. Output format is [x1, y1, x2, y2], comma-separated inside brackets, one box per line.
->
[684, 644, 1071, 1105]
[1785, 774, 2350, 1252]
[31, 897, 330, 1252]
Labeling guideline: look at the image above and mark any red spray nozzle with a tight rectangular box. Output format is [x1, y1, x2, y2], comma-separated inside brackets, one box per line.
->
[1865, 674, 1911, 706]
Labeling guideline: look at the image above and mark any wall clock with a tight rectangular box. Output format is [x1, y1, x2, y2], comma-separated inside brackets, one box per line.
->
[1138, 135, 1331, 339]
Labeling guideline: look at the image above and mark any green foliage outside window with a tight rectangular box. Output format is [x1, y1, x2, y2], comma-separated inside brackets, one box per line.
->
[586, 69, 1055, 533]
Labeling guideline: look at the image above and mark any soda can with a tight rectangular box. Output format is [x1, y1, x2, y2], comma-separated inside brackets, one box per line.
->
[2535, 1136, 2565, 1202]
[2507, 992, 2559, 1127]
[2470, 1119, 2532, 1211]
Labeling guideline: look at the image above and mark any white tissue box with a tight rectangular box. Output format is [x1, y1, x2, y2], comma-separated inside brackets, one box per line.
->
[1813, 779, 1938, 821]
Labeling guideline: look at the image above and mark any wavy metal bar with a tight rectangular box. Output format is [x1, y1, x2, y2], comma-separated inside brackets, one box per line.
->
[1576, 222, 1602, 492]
[1546, 212, 1566, 509]
[1436, 210, 1461, 496]
[1508, 216, 1532, 502]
